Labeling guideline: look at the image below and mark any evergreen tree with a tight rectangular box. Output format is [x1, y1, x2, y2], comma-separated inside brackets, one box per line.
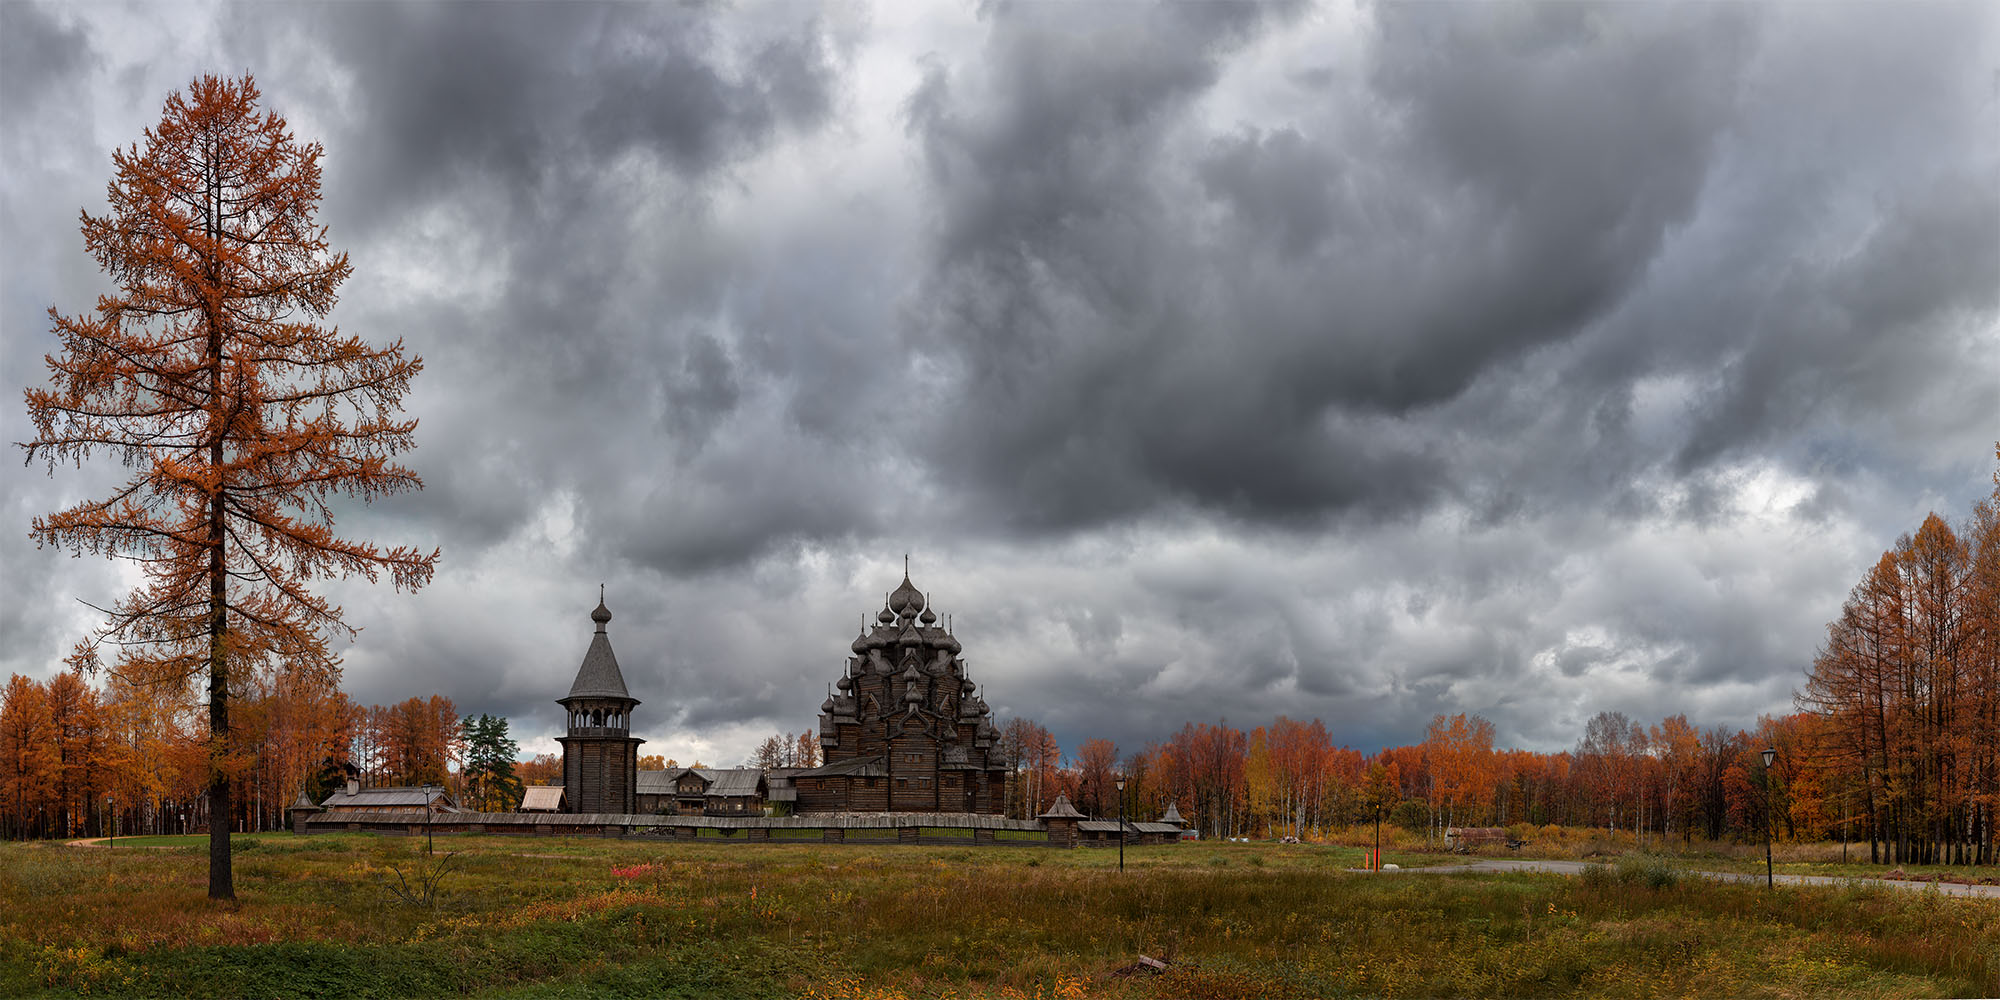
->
[460, 714, 521, 812]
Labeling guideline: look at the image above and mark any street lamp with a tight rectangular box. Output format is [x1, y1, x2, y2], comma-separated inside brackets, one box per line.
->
[107, 794, 115, 849]
[1114, 774, 1127, 874]
[1760, 747, 1776, 889]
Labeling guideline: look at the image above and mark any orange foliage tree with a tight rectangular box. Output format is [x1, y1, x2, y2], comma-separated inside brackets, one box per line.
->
[20, 75, 437, 898]
[375, 696, 460, 788]
[1422, 712, 1497, 836]
[1073, 737, 1119, 817]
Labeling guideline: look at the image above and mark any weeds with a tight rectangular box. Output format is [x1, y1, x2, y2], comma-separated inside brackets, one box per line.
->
[380, 850, 460, 909]
[1, 836, 1994, 998]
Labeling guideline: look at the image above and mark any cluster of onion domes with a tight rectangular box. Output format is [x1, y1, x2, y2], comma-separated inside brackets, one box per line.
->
[820, 565, 989, 727]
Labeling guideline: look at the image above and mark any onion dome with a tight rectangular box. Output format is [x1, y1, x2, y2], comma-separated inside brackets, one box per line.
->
[821, 694, 836, 713]
[877, 605, 896, 625]
[939, 632, 961, 654]
[836, 673, 853, 691]
[591, 585, 613, 629]
[852, 631, 869, 655]
[961, 677, 976, 696]
[889, 568, 924, 618]
[919, 603, 938, 626]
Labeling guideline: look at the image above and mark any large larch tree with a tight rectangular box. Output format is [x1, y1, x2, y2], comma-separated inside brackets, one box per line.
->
[21, 74, 437, 899]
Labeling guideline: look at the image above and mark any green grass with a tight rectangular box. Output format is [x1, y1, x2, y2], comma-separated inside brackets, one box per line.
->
[90, 834, 290, 850]
[4, 835, 1995, 998]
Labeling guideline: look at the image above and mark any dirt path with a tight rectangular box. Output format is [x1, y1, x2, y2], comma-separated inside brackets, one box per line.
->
[64, 837, 185, 850]
[1353, 857, 2000, 899]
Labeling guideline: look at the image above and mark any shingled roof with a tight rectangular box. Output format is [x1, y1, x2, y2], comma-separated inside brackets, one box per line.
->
[563, 593, 635, 702]
[319, 785, 456, 810]
[704, 769, 765, 798]
[520, 786, 566, 811]
[1038, 794, 1084, 820]
[792, 754, 888, 779]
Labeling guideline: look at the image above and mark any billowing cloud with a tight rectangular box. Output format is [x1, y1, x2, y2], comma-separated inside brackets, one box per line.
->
[3, 0, 1994, 766]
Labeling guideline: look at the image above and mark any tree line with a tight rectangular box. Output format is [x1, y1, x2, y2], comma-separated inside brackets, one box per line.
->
[0, 674, 521, 838]
[989, 451, 1999, 867]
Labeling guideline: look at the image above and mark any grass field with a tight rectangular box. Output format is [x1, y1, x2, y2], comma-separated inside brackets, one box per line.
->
[1327, 822, 2000, 882]
[4, 833, 1997, 998]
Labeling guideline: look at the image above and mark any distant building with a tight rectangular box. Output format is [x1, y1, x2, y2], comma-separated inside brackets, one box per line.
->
[319, 781, 457, 813]
[791, 565, 1008, 814]
[637, 767, 770, 816]
[557, 591, 643, 814]
[764, 767, 801, 814]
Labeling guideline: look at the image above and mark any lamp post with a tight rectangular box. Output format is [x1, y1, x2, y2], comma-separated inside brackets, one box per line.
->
[1374, 802, 1382, 872]
[1760, 747, 1776, 889]
[1114, 775, 1127, 873]
[107, 795, 115, 849]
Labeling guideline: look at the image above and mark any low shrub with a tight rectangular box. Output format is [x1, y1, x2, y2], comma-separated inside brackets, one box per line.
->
[1615, 854, 1681, 890]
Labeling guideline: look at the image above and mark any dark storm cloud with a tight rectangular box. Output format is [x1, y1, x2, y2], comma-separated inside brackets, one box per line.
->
[903, 1, 1769, 535]
[231, 1, 889, 575]
[4, 1, 1996, 766]
[275, 1, 840, 236]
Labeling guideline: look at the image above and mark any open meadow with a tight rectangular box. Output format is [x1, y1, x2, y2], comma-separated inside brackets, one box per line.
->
[4, 833, 1998, 998]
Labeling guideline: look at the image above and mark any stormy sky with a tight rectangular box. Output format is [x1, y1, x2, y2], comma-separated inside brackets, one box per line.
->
[3, 1, 1995, 767]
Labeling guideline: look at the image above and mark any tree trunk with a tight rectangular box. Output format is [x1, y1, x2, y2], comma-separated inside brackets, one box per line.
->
[205, 136, 234, 902]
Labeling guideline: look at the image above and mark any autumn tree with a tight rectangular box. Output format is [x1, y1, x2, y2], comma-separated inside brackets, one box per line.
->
[1422, 712, 1497, 836]
[750, 732, 793, 769]
[1, 676, 56, 839]
[21, 74, 438, 894]
[376, 696, 459, 788]
[518, 752, 563, 787]
[1073, 737, 1118, 817]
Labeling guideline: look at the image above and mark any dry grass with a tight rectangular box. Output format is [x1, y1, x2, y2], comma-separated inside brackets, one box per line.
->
[2, 833, 1995, 998]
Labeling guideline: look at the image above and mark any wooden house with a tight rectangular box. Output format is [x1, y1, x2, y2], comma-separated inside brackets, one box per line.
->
[638, 767, 773, 816]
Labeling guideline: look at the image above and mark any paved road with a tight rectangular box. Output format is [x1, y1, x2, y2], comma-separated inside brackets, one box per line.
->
[1355, 857, 2000, 899]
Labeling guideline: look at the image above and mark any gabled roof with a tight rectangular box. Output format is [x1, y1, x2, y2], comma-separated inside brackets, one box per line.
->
[704, 769, 765, 798]
[636, 770, 678, 794]
[320, 785, 455, 810]
[520, 786, 566, 811]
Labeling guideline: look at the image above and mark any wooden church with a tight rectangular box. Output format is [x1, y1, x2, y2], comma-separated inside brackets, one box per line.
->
[791, 565, 1009, 814]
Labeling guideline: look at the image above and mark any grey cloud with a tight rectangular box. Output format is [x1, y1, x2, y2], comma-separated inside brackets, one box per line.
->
[291, 2, 839, 237]
[903, 0, 1766, 537]
[0, 3, 92, 117]
[5, 1, 1997, 769]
